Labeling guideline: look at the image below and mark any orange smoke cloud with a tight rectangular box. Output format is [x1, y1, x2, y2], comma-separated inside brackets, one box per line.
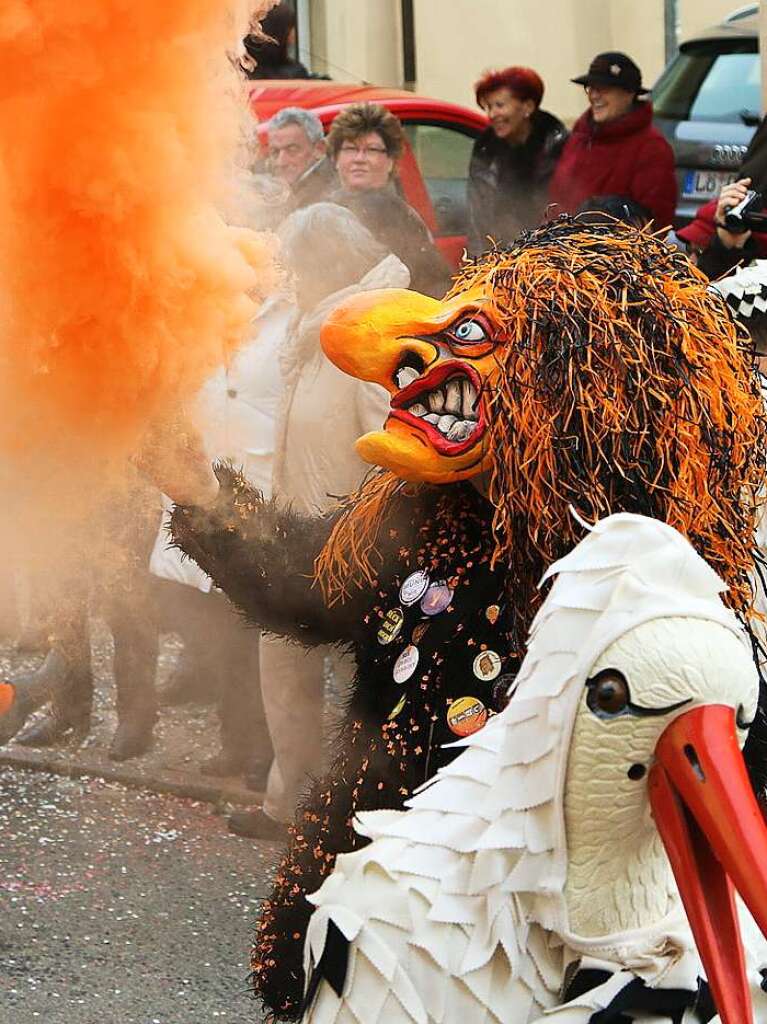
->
[0, 0, 276, 477]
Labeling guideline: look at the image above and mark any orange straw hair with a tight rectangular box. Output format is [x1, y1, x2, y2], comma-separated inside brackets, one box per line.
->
[314, 470, 407, 604]
[0, 1, 276, 482]
[317, 219, 766, 649]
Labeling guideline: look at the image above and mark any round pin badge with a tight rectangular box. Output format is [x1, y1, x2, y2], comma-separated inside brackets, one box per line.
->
[420, 580, 454, 617]
[393, 644, 419, 684]
[388, 693, 407, 720]
[399, 570, 430, 607]
[485, 604, 500, 625]
[473, 649, 502, 682]
[447, 696, 488, 737]
[377, 607, 404, 646]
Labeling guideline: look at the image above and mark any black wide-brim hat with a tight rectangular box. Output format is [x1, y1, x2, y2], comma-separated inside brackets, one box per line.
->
[572, 51, 649, 95]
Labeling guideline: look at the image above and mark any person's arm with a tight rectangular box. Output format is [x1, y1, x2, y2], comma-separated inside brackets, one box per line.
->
[169, 463, 361, 648]
[696, 178, 759, 279]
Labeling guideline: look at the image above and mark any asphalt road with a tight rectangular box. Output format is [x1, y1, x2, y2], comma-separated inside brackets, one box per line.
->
[0, 766, 280, 1024]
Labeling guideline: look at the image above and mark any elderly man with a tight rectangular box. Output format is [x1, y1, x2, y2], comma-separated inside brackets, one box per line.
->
[267, 106, 336, 210]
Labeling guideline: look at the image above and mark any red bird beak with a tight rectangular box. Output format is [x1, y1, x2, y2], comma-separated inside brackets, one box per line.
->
[649, 705, 767, 1024]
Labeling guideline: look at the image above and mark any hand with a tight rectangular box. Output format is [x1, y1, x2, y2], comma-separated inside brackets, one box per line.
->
[133, 411, 219, 506]
[715, 177, 752, 249]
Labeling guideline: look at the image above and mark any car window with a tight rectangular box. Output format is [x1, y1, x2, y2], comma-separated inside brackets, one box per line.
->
[402, 123, 476, 237]
[654, 42, 760, 123]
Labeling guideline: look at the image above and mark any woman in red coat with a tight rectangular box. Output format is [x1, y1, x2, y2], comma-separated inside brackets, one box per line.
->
[549, 52, 677, 229]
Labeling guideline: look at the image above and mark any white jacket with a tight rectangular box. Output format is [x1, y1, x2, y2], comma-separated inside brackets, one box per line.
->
[150, 294, 292, 591]
[272, 253, 409, 515]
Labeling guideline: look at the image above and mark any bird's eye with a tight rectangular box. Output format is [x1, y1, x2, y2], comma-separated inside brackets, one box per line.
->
[451, 318, 487, 343]
[586, 668, 630, 718]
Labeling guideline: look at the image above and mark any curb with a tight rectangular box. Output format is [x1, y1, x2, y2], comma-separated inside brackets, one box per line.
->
[0, 747, 263, 809]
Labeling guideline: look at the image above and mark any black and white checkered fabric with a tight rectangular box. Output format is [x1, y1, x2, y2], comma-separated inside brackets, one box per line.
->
[709, 260, 767, 322]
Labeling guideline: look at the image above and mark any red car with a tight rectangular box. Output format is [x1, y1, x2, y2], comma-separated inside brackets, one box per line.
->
[249, 82, 488, 267]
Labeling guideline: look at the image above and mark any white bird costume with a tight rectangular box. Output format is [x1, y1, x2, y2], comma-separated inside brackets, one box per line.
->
[301, 513, 767, 1024]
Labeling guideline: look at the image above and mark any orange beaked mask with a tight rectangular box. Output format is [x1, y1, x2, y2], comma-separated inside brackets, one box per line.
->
[320, 283, 501, 484]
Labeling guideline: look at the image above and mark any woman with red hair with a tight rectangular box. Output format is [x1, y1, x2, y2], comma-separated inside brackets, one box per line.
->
[467, 66, 566, 254]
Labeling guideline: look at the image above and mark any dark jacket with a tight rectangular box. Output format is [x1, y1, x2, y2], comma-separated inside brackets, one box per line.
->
[290, 156, 338, 211]
[549, 101, 677, 229]
[467, 108, 567, 254]
[330, 187, 452, 298]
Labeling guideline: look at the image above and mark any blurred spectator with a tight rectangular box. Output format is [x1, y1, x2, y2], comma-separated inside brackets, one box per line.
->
[241, 2, 309, 80]
[267, 107, 336, 211]
[12, 482, 161, 762]
[676, 178, 767, 279]
[576, 194, 653, 229]
[228, 202, 409, 839]
[675, 117, 767, 277]
[150, 296, 290, 780]
[326, 103, 451, 297]
[467, 66, 567, 254]
[549, 52, 676, 229]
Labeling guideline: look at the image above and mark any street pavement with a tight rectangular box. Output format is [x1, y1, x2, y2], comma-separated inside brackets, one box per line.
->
[0, 622, 285, 1023]
[0, 765, 280, 1024]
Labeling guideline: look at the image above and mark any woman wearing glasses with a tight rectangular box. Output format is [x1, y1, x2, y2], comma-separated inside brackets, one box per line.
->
[325, 103, 451, 297]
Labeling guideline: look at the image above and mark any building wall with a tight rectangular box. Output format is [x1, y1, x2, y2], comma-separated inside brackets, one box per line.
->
[411, 0, 670, 123]
[679, 0, 748, 39]
[303, 0, 751, 122]
[307, 0, 403, 85]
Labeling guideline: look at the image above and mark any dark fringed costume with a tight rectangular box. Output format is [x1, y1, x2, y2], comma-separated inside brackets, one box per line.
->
[170, 218, 767, 1019]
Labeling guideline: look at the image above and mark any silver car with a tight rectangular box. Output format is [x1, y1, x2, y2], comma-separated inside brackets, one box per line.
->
[653, 3, 760, 224]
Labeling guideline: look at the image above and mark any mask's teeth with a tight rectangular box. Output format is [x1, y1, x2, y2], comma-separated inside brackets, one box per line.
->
[462, 379, 478, 420]
[428, 388, 445, 414]
[409, 402, 427, 417]
[437, 414, 457, 435]
[447, 420, 474, 442]
[445, 379, 462, 415]
[395, 366, 419, 390]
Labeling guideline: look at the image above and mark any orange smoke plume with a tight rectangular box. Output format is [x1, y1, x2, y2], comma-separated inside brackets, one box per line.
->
[0, 0, 276, 480]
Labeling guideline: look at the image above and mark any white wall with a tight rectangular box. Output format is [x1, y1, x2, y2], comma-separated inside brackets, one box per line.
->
[411, 0, 671, 124]
[305, 0, 756, 122]
[308, 0, 402, 84]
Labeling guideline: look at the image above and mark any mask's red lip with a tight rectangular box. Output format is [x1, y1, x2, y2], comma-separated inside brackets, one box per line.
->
[388, 360, 486, 457]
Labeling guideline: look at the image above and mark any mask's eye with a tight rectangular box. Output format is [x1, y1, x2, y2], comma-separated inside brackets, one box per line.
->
[586, 668, 630, 718]
[451, 318, 488, 344]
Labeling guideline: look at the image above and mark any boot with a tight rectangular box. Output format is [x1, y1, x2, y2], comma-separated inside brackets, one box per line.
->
[16, 649, 93, 747]
[108, 713, 155, 761]
[107, 601, 159, 762]
[227, 807, 287, 841]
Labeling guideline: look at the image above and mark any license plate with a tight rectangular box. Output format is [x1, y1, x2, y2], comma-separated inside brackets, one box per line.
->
[683, 169, 738, 200]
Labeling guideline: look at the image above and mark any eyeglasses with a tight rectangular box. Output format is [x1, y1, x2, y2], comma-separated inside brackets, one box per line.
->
[338, 144, 389, 158]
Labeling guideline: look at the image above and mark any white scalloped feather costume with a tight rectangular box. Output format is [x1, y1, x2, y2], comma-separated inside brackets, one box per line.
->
[301, 513, 767, 1023]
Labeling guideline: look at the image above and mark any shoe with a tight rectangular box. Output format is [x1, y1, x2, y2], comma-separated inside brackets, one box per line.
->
[227, 808, 287, 841]
[16, 707, 92, 747]
[14, 649, 93, 747]
[108, 718, 154, 762]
